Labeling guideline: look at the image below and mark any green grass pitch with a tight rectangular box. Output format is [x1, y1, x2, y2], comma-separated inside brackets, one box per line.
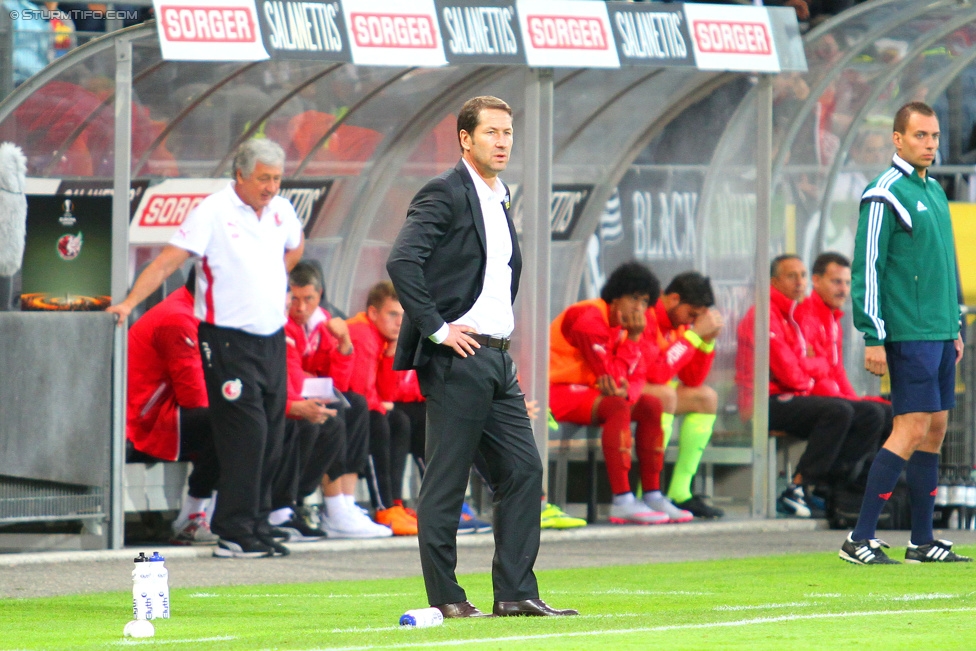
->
[3, 548, 976, 650]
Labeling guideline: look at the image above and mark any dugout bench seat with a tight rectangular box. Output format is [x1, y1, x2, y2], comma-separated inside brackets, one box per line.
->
[549, 423, 796, 521]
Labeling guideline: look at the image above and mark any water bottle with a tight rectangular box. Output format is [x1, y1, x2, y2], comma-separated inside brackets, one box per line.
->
[399, 607, 444, 628]
[131, 552, 154, 620]
[148, 551, 170, 619]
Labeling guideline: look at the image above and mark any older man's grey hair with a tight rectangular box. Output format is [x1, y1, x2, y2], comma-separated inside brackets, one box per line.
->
[233, 139, 285, 178]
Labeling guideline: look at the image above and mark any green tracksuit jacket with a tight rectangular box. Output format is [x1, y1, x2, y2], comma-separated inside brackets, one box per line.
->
[851, 154, 960, 347]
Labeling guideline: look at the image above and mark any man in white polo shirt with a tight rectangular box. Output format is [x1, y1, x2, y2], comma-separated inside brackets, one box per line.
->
[108, 139, 304, 558]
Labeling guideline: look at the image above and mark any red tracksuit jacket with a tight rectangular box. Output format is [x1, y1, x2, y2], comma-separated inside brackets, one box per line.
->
[289, 307, 354, 392]
[735, 287, 827, 419]
[795, 290, 861, 401]
[346, 312, 398, 413]
[127, 287, 208, 461]
[549, 298, 646, 403]
[642, 299, 715, 386]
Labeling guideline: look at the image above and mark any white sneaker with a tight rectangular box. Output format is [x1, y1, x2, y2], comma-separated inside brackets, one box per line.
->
[170, 512, 219, 545]
[608, 499, 669, 525]
[323, 508, 393, 539]
[644, 494, 693, 523]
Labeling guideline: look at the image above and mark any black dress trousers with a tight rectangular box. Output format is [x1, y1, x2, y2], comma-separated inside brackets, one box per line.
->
[416, 345, 543, 606]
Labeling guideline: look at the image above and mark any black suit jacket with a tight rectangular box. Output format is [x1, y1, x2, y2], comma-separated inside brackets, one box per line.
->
[387, 160, 521, 370]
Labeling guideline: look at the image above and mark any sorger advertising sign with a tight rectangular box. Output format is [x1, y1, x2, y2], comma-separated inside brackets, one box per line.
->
[341, 0, 447, 67]
[516, 0, 619, 68]
[153, 0, 270, 60]
[682, 3, 779, 73]
[129, 179, 231, 245]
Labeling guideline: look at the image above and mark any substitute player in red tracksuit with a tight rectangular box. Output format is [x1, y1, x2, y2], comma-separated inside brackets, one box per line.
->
[549, 262, 671, 525]
[265, 318, 344, 541]
[736, 254, 880, 517]
[640, 272, 724, 520]
[794, 252, 889, 481]
[391, 368, 426, 479]
[126, 272, 217, 545]
[286, 262, 392, 540]
[347, 281, 416, 535]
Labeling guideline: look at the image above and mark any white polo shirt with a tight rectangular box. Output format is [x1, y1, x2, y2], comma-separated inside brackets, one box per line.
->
[170, 183, 302, 336]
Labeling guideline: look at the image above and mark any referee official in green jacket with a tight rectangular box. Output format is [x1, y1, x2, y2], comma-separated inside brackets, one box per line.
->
[839, 101, 971, 565]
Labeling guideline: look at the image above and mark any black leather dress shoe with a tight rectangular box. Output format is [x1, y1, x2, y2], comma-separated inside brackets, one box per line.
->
[435, 600, 495, 618]
[493, 598, 579, 617]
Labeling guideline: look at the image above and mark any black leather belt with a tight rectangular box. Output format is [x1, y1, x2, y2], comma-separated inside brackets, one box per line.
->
[469, 333, 511, 351]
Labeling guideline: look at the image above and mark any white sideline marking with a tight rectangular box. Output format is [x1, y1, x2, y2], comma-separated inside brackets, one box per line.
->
[715, 602, 817, 611]
[547, 589, 710, 596]
[884, 593, 958, 602]
[328, 614, 643, 634]
[805, 593, 841, 598]
[714, 593, 956, 611]
[113, 636, 235, 646]
[330, 626, 402, 634]
[301, 607, 976, 651]
[189, 592, 412, 599]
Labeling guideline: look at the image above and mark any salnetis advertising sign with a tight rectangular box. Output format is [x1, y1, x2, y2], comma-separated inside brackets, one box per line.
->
[257, 0, 351, 61]
[434, 0, 525, 65]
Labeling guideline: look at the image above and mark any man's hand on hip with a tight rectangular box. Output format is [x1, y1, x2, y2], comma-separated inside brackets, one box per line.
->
[864, 345, 887, 377]
[443, 324, 480, 358]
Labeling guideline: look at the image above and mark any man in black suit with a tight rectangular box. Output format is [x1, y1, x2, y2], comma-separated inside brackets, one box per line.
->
[387, 96, 577, 619]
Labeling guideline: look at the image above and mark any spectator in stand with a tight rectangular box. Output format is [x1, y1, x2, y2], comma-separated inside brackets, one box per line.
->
[346, 280, 417, 536]
[5, 1, 51, 86]
[661, 0, 811, 23]
[641, 272, 725, 520]
[58, 3, 150, 32]
[126, 268, 218, 546]
[266, 297, 344, 543]
[287, 262, 390, 539]
[549, 262, 673, 526]
[45, 3, 76, 58]
[736, 254, 886, 517]
[795, 251, 890, 484]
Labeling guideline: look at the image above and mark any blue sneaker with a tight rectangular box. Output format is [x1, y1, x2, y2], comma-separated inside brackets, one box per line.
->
[776, 484, 811, 518]
[805, 488, 827, 513]
[458, 502, 492, 534]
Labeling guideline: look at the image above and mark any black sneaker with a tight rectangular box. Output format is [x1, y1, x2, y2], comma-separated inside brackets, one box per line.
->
[673, 495, 724, 519]
[213, 536, 275, 559]
[266, 526, 291, 541]
[905, 539, 973, 563]
[839, 534, 900, 565]
[257, 532, 291, 556]
[277, 515, 326, 542]
[777, 484, 811, 518]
